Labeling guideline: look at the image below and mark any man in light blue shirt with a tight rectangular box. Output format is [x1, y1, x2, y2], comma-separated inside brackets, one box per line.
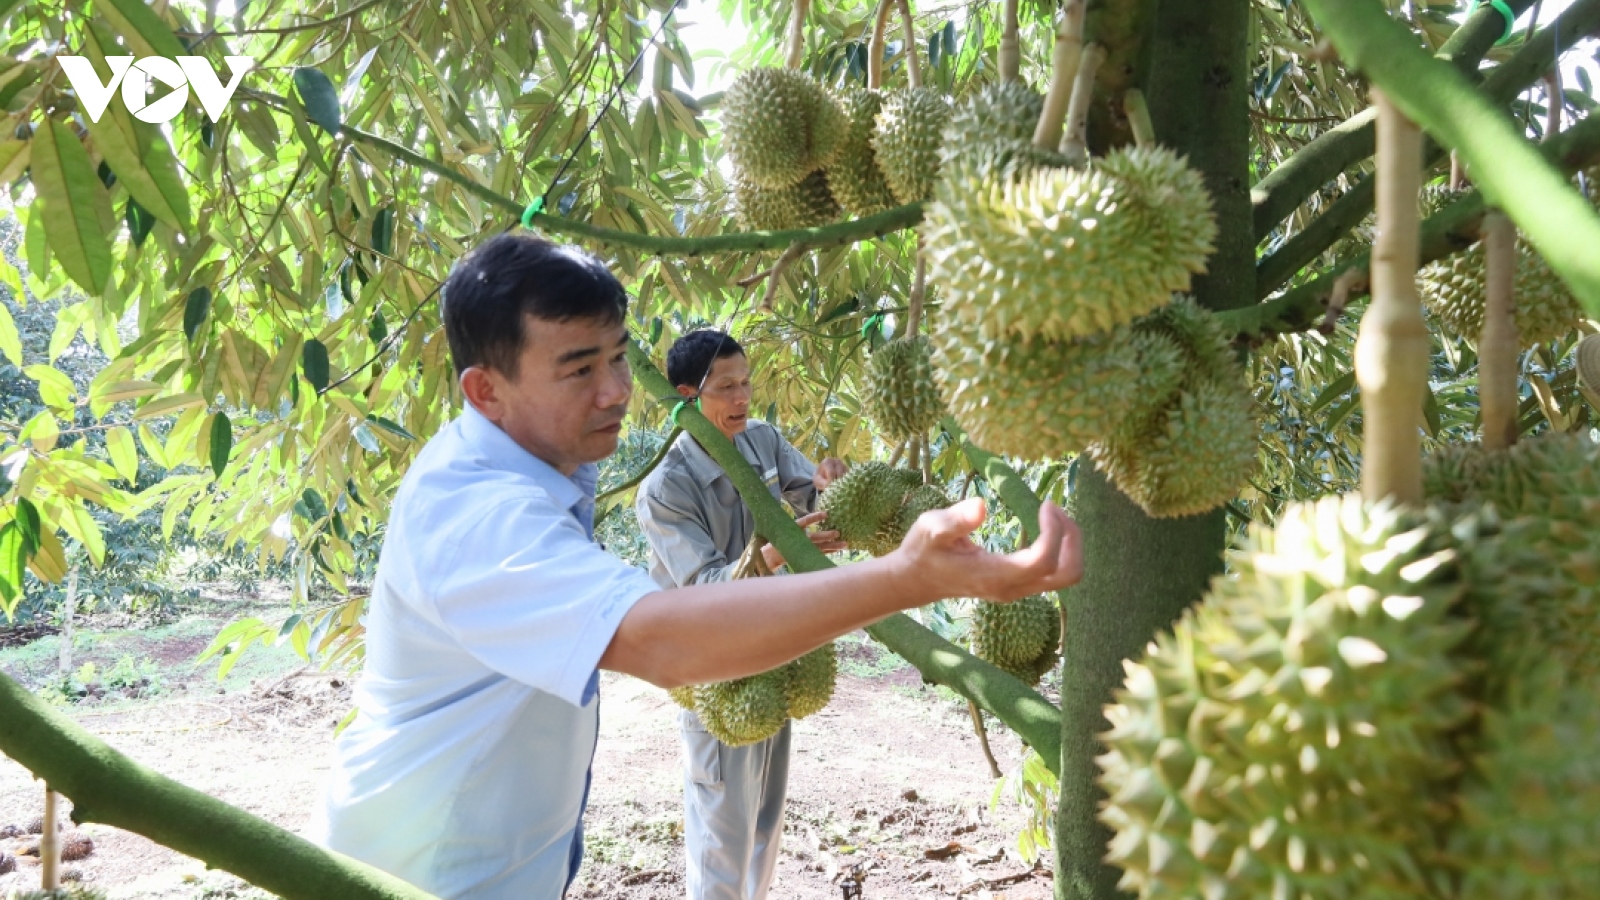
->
[313, 233, 1085, 899]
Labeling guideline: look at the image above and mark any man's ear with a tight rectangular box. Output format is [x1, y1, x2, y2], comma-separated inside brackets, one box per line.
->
[675, 384, 697, 400]
[460, 366, 501, 420]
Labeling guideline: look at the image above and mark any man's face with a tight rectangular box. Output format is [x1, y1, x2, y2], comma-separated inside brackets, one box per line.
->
[466, 315, 633, 475]
[696, 353, 753, 439]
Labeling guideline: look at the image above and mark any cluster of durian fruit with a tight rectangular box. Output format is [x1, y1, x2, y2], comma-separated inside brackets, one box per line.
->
[669, 642, 837, 747]
[1096, 431, 1600, 898]
[721, 65, 952, 231]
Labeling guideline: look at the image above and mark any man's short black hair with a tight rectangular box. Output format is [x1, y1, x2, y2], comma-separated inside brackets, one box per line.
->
[667, 329, 746, 390]
[441, 233, 629, 377]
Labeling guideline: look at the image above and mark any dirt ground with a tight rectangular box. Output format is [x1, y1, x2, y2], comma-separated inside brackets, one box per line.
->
[0, 605, 1058, 900]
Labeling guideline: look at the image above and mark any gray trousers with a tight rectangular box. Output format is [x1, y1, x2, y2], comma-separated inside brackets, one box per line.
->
[679, 709, 791, 900]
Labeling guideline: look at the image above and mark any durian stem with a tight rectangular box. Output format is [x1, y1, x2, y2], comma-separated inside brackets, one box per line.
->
[1547, 71, 1563, 141]
[760, 242, 806, 312]
[1124, 89, 1156, 149]
[1450, 150, 1465, 190]
[785, 0, 811, 71]
[41, 786, 60, 889]
[888, 438, 908, 468]
[1356, 86, 1428, 507]
[999, 0, 1020, 84]
[1480, 210, 1521, 450]
[897, 0, 922, 88]
[906, 248, 926, 337]
[1060, 42, 1106, 164]
[920, 432, 934, 484]
[1032, 0, 1086, 152]
[967, 701, 1004, 778]
[868, 0, 894, 89]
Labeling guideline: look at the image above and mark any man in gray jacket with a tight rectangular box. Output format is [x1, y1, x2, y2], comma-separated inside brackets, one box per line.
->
[636, 329, 849, 899]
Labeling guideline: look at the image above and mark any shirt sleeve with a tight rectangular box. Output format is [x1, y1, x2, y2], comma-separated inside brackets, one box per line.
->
[429, 494, 661, 708]
[635, 475, 739, 586]
[773, 431, 819, 514]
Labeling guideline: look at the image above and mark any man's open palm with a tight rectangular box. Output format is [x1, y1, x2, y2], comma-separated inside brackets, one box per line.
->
[893, 498, 1083, 603]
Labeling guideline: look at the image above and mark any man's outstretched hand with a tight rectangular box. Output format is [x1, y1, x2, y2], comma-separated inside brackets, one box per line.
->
[762, 510, 849, 571]
[892, 498, 1083, 604]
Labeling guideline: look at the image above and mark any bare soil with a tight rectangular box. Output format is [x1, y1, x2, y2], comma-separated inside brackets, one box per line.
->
[2, 615, 1056, 900]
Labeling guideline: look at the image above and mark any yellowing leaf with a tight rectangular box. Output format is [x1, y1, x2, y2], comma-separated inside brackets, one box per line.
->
[95, 379, 163, 404]
[31, 118, 113, 297]
[134, 392, 206, 420]
[106, 426, 138, 483]
[136, 423, 169, 470]
[0, 302, 21, 367]
[79, 24, 192, 232]
[27, 524, 67, 583]
[61, 501, 106, 567]
[22, 411, 58, 452]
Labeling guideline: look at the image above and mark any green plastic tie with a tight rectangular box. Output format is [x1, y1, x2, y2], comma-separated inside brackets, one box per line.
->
[860, 313, 884, 339]
[520, 196, 547, 229]
[669, 397, 701, 426]
[1465, 0, 1517, 44]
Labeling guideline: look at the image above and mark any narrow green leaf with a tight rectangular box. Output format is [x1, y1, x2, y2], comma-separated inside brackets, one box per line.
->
[184, 286, 212, 342]
[209, 411, 232, 477]
[32, 118, 113, 296]
[366, 414, 416, 441]
[367, 310, 387, 344]
[352, 422, 380, 452]
[14, 497, 40, 555]
[302, 339, 330, 391]
[0, 302, 22, 367]
[136, 423, 169, 470]
[294, 67, 343, 134]
[370, 207, 394, 256]
[300, 488, 329, 521]
[24, 364, 77, 412]
[126, 198, 156, 247]
[106, 425, 139, 483]
[101, 0, 187, 58]
[0, 522, 23, 612]
[79, 25, 192, 232]
[1307, 369, 1357, 416]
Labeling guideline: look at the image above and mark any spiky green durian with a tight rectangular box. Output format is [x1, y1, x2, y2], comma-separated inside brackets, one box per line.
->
[1577, 332, 1600, 412]
[733, 170, 841, 231]
[971, 594, 1060, 686]
[783, 643, 838, 720]
[694, 669, 792, 746]
[722, 68, 846, 189]
[1097, 493, 1477, 900]
[923, 145, 1217, 344]
[826, 88, 899, 216]
[1419, 239, 1585, 346]
[865, 482, 953, 556]
[930, 311, 1142, 461]
[1088, 369, 1259, 519]
[819, 461, 922, 547]
[937, 81, 1062, 184]
[1448, 656, 1600, 898]
[862, 335, 946, 440]
[873, 87, 951, 205]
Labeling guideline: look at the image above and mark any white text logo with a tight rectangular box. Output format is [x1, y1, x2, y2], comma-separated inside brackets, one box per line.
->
[58, 56, 254, 124]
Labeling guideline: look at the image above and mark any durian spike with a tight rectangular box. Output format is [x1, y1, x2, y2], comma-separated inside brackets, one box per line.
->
[1479, 211, 1520, 450]
[40, 786, 60, 889]
[999, 0, 1020, 84]
[1032, 0, 1086, 151]
[967, 699, 1003, 778]
[868, 0, 893, 89]
[896, 0, 923, 88]
[1576, 333, 1600, 413]
[1124, 89, 1155, 149]
[1060, 42, 1106, 164]
[785, 0, 811, 70]
[1356, 86, 1428, 506]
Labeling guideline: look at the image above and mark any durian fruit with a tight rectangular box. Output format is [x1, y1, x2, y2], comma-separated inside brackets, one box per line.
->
[818, 461, 922, 547]
[924, 145, 1217, 344]
[826, 88, 899, 216]
[971, 594, 1060, 686]
[929, 312, 1142, 461]
[1576, 332, 1600, 413]
[733, 170, 841, 231]
[862, 335, 947, 441]
[721, 67, 846, 189]
[1418, 238, 1585, 346]
[783, 643, 838, 720]
[1097, 494, 1477, 900]
[937, 81, 1062, 184]
[1087, 298, 1259, 518]
[693, 669, 792, 746]
[1448, 656, 1600, 898]
[865, 482, 954, 556]
[872, 87, 951, 205]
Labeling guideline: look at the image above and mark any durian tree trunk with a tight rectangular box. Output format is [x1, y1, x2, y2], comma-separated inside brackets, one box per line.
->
[1051, 1, 1252, 898]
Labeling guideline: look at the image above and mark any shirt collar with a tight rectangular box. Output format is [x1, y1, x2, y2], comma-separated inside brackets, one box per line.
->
[457, 404, 597, 514]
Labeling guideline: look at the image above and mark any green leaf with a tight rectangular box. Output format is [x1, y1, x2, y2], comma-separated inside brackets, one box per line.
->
[209, 411, 232, 477]
[32, 118, 113, 297]
[352, 421, 380, 452]
[1307, 369, 1357, 416]
[136, 423, 169, 470]
[367, 310, 387, 344]
[302, 339, 330, 392]
[106, 425, 139, 483]
[0, 302, 22, 367]
[0, 522, 23, 614]
[370, 207, 394, 256]
[100, 0, 187, 58]
[15, 498, 41, 556]
[126, 198, 156, 247]
[294, 67, 343, 134]
[366, 414, 416, 441]
[184, 286, 212, 342]
[24, 364, 77, 412]
[298, 487, 329, 521]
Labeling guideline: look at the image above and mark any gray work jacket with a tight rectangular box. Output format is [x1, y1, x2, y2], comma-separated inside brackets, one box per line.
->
[635, 420, 819, 590]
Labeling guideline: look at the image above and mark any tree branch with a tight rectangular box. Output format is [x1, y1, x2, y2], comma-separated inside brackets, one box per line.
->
[1249, 0, 1538, 240]
[1301, 0, 1600, 320]
[0, 673, 439, 900]
[625, 342, 1064, 771]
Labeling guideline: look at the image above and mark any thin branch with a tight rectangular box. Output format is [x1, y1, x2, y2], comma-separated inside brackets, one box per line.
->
[897, 0, 923, 89]
[869, 0, 895, 89]
[1249, 110, 1345, 125]
[1123, 89, 1155, 148]
[906, 247, 927, 336]
[760, 243, 807, 312]
[596, 426, 682, 508]
[1034, 1, 1086, 151]
[786, 0, 811, 71]
[968, 701, 1003, 778]
[999, 0, 1020, 84]
[196, 0, 387, 37]
[1060, 43, 1106, 163]
[1480, 211, 1520, 449]
[41, 788, 60, 889]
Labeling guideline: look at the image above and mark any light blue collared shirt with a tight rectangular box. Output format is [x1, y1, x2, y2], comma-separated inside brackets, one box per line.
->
[313, 405, 659, 899]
